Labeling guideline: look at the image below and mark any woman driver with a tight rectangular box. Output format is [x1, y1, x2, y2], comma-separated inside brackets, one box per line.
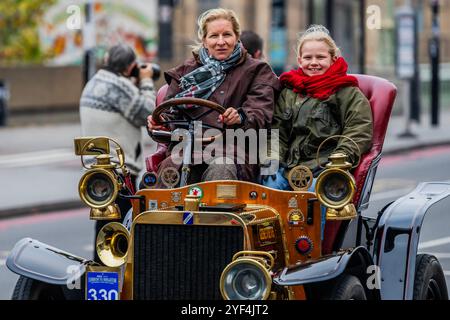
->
[147, 8, 281, 187]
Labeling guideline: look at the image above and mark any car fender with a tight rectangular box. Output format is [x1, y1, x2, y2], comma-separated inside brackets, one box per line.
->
[373, 182, 450, 300]
[274, 246, 374, 286]
[6, 238, 91, 286]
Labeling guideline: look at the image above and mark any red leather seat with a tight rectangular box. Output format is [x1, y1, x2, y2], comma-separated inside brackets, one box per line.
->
[321, 74, 397, 254]
[145, 85, 169, 173]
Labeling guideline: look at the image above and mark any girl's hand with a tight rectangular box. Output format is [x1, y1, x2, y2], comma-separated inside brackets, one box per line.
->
[218, 107, 241, 126]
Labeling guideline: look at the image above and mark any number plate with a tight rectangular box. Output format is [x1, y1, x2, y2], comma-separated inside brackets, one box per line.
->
[86, 271, 120, 300]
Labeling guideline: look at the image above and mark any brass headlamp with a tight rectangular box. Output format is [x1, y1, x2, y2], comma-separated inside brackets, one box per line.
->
[316, 153, 357, 220]
[78, 168, 121, 220]
[315, 136, 361, 221]
[220, 251, 273, 300]
[74, 137, 126, 220]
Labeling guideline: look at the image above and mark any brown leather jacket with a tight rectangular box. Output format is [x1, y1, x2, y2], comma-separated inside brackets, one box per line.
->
[159, 49, 281, 183]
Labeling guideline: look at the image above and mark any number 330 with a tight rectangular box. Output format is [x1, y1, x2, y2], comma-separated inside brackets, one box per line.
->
[88, 289, 118, 300]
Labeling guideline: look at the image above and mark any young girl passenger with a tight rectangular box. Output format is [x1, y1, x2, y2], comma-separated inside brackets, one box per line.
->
[263, 25, 373, 190]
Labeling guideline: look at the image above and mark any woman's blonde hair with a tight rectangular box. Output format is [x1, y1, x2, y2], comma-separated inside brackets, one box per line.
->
[192, 8, 241, 54]
[296, 25, 341, 58]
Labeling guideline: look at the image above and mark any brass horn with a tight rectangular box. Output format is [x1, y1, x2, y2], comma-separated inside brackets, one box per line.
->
[96, 222, 130, 267]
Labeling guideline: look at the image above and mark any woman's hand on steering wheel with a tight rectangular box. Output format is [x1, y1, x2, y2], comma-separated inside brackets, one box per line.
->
[150, 97, 227, 144]
[147, 115, 169, 132]
[218, 107, 242, 126]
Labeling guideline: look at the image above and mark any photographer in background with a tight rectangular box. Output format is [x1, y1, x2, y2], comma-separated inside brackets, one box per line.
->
[240, 30, 264, 60]
[79, 44, 156, 261]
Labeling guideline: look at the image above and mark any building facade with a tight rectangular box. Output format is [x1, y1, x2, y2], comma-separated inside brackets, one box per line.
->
[167, 0, 450, 112]
[170, 0, 450, 74]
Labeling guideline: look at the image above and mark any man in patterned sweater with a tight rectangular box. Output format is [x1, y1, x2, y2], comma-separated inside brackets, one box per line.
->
[80, 44, 156, 180]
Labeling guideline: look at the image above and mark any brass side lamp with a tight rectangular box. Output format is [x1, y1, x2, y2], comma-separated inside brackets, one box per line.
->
[315, 136, 361, 221]
[74, 137, 126, 220]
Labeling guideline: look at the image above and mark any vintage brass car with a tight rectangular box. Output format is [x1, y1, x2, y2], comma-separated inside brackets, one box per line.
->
[6, 75, 450, 300]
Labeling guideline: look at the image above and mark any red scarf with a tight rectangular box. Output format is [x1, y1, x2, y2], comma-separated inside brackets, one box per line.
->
[280, 57, 358, 100]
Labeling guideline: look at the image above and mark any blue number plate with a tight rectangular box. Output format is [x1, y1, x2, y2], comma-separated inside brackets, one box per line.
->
[86, 271, 119, 300]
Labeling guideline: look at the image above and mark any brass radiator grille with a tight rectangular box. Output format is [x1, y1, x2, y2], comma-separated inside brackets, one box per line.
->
[133, 224, 243, 300]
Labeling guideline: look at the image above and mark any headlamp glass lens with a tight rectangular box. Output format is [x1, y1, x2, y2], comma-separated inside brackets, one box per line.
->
[87, 173, 114, 203]
[324, 174, 349, 202]
[223, 262, 269, 300]
[235, 269, 260, 298]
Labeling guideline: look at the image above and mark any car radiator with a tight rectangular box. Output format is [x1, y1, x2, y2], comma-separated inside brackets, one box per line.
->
[133, 224, 244, 300]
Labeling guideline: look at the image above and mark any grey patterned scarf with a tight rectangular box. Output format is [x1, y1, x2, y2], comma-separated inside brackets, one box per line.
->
[175, 44, 242, 102]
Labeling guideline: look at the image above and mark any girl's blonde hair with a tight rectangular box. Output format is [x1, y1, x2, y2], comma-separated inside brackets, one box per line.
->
[296, 25, 341, 58]
[192, 8, 241, 54]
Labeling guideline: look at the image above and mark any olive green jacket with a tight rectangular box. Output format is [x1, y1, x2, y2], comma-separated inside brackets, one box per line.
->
[272, 86, 373, 175]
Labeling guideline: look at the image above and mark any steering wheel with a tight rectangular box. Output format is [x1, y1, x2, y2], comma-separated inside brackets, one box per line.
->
[150, 97, 227, 144]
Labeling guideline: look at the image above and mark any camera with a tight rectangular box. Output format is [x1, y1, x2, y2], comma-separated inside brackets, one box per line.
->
[130, 63, 161, 81]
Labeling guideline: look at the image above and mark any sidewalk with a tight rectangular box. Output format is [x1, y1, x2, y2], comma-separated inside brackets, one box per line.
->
[383, 111, 450, 154]
[1, 110, 450, 219]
